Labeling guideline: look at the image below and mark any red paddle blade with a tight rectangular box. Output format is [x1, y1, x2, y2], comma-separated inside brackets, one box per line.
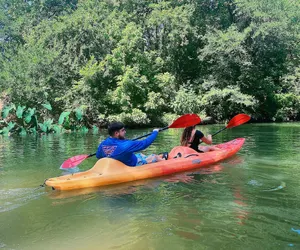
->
[227, 114, 251, 129]
[169, 114, 201, 128]
[60, 154, 89, 169]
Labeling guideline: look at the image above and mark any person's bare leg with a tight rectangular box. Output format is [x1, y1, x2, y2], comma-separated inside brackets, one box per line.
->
[198, 146, 220, 152]
[146, 154, 165, 164]
[155, 155, 165, 162]
[198, 146, 210, 152]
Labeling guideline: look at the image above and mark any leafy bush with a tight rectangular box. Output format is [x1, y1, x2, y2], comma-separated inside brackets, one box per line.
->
[171, 87, 202, 115]
[0, 103, 98, 135]
[199, 85, 257, 121]
[274, 94, 300, 121]
[161, 113, 180, 126]
[107, 109, 150, 127]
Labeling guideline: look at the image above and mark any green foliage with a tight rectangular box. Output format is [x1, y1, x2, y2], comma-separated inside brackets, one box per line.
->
[0, 103, 98, 135]
[0, 127, 9, 135]
[198, 0, 299, 121]
[52, 125, 62, 134]
[1, 104, 15, 119]
[16, 105, 26, 118]
[161, 113, 179, 126]
[19, 127, 27, 136]
[274, 94, 300, 121]
[24, 108, 36, 123]
[7, 122, 15, 131]
[92, 125, 99, 134]
[29, 127, 37, 134]
[281, 67, 300, 95]
[145, 72, 176, 115]
[38, 123, 48, 133]
[200, 84, 257, 121]
[75, 108, 83, 121]
[107, 109, 150, 127]
[80, 126, 89, 134]
[1, 0, 300, 128]
[58, 112, 70, 125]
[0, 121, 15, 136]
[42, 103, 52, 111]
[172, 87, 202, 115]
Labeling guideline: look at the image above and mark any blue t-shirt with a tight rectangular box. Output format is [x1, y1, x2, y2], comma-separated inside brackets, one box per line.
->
[96, 131, 158, 166]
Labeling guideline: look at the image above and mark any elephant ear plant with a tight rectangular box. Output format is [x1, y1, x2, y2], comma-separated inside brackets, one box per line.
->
[0, 103, 96, 135]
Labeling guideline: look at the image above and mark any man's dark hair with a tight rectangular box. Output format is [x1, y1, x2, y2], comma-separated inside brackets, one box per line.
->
[108, 122, 125, 136]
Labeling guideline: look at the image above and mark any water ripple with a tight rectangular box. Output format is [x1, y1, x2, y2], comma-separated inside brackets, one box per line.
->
[0, 188, 45, 213]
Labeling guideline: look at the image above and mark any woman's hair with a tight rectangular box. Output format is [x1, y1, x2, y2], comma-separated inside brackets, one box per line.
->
[180, 126, 195, 146]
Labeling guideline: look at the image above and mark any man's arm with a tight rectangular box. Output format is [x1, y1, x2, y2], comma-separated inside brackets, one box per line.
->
[126, 129, 159, 153]
[96, 143, 103, 159]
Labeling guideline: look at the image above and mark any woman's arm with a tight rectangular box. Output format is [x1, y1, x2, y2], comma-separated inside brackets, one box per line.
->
[200, 134, 212, 145]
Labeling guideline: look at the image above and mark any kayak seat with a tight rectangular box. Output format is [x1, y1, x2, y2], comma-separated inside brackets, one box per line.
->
[168, 146, 199, 159]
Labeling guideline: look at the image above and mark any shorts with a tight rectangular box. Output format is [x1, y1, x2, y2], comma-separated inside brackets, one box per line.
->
[135, 153, 158, 166]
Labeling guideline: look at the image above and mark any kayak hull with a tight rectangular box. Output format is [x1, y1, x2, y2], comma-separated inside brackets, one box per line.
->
[46, 138, 245, 191]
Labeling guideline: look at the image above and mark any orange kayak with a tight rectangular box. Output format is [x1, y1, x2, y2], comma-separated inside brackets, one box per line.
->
[46, 138, 245, 191]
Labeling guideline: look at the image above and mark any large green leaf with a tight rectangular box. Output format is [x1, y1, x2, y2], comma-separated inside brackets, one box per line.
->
[81, 126, 89, 133]
[2, 107, 10, 119]
[32, 115, 38, 128]
[44, 119, 53, 130]
[1, 104, 15, 119]
[19, 127, 27, 136]
[29, 127, 37, 134]
[75, 108, 83, 121]
[1, 127, 9, 135]
[52, 125, 62, 134]
[42, 103, 52, 110]
[58, 111, 70, 125]
[92, 125, 99, 134]
[39, 119, 53, 132]
[24, 108, 36, 123]
[16, 105, 26, 118]
[38, 123, 48, 133]
[7, 122, 15, 131]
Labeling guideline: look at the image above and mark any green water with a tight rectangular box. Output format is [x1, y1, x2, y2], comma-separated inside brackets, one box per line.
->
[1, 123, 300, 250]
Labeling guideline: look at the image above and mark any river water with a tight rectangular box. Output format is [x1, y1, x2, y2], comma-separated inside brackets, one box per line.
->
[0, 123, 300, 250]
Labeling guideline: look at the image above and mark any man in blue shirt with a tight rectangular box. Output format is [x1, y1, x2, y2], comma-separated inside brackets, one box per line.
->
[96, 122, 165, 166]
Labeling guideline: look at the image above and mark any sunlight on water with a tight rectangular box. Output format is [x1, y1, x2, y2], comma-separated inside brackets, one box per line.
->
[1, 123, 300, 249]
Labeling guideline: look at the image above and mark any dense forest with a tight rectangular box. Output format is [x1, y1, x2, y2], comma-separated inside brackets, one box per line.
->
[0, 0, 299, 133]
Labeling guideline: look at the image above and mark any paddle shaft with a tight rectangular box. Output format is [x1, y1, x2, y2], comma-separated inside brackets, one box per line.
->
[211, 127, 227, 137]
[132, 126, 168, 140]
[199, 127, 225, 144]
[87, 126, 169, 158]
